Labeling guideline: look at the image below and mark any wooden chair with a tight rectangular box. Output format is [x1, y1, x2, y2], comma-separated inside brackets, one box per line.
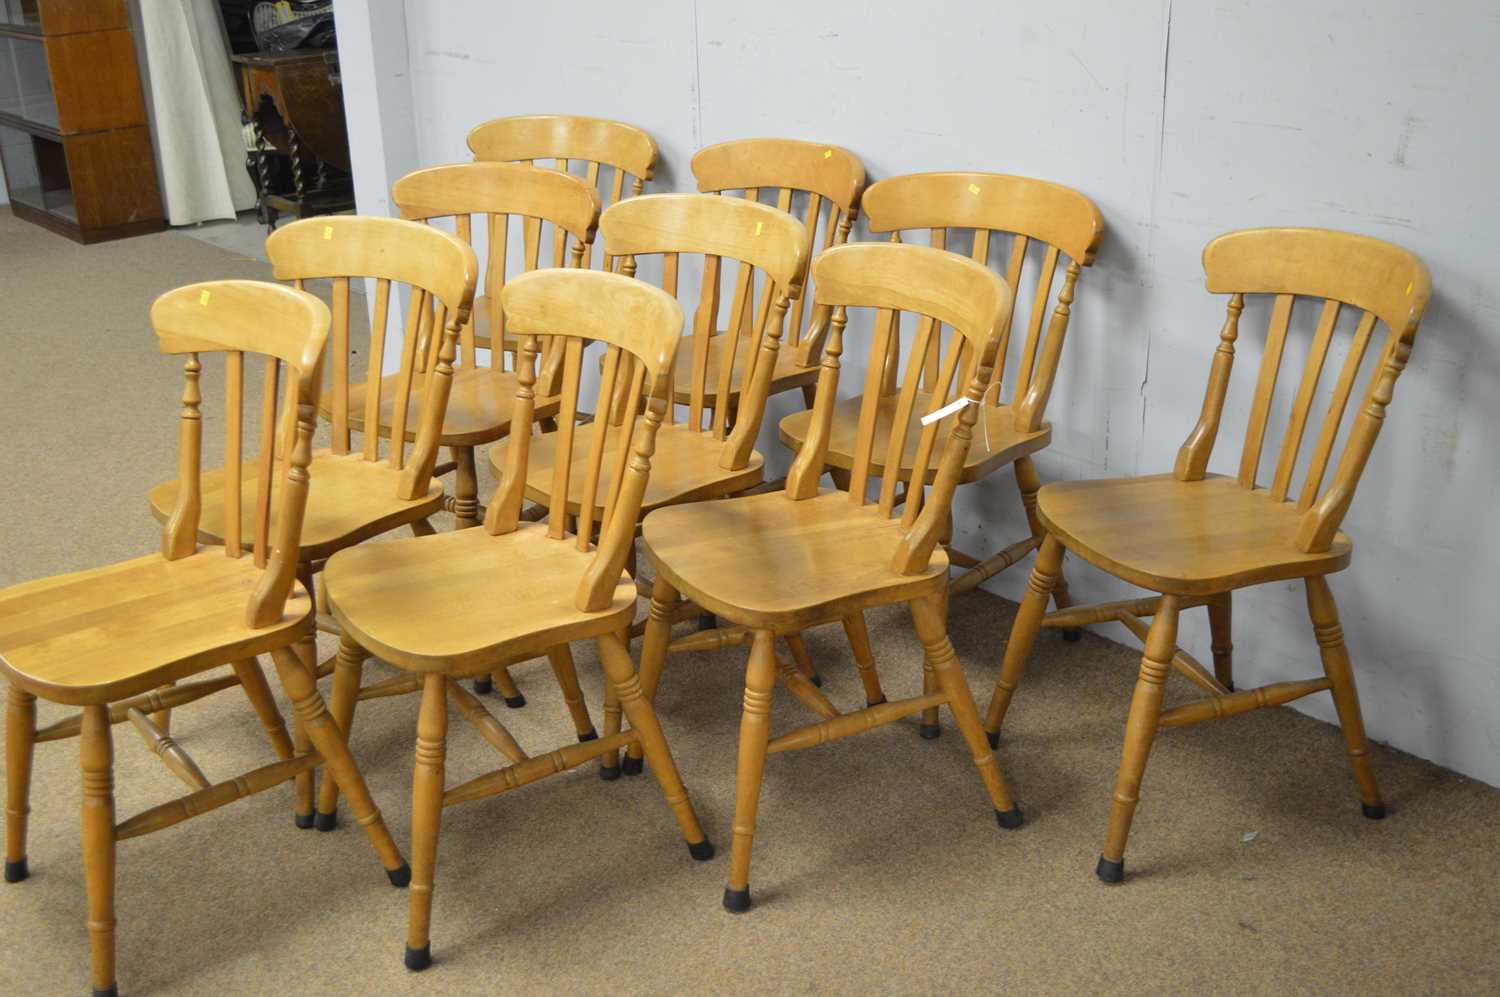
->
[336, 161, 600, 532]
[481, 192, 809, 766]
[147, 215, 477, 828]
[320, 267, 713, 971]
[638, 241, 1022, 912]
[982, 228, 1430, 883]
[0, 281, 409, 997]
[676, 137, 863, 413]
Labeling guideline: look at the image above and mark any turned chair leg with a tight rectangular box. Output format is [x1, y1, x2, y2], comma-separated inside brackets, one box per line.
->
[268, 645, 409, 885]
[910, 594, 1022, 829]
[80, 705, 117, 997]
[316, 632, 368, 830]
[984, 534, 1064, 746]
[1306, 577, 1385, 819]
[724, 629, 777, 913]
[598, 636, 625, 780]
[1208, 592, 1234, 691]
[405, 673, 447, 971]
[1014, 456, 1079, 639]
[1097, 594, 1181, 884]
[451, 445, 481, 530]
[785, 634, 821, 686]
[5, 684, 35, 882]
[595, 632, 711, 860]
[918, 587, 950, 738]
[842, 611, 887, 706]
[549, 645, 599, 744]
[624, 574, 679, 773]
[231, 658, 298, 826]
[290, 622, 318, 828]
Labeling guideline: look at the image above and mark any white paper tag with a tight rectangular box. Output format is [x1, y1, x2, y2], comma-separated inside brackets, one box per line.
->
[919, 396, 968, 426]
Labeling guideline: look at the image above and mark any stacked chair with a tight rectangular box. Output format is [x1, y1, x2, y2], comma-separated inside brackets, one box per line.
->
[0, 109, 1434, 993]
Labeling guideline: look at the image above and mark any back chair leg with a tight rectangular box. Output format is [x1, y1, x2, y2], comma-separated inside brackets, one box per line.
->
[724, 629, 777, 913]
[842, 612, 886, 706]
[79, 705, 116, 997]
[910, 593, 1022, 829]
[268, 645, 409, 886]
[785, 634, 820, 686]
[316, 633, 368, 830]
[231, 656, 297, 763]
[624, 574, 680, 773]
[595, 633, 711, 860]
[1306, 577, 1385, 819]
[489, 667, 525, 708]
[549, 645, 599, 744]
[1208, 592, 1234, 691]
[405, 673, 448, 971]
[919, 653, 940, 740]
[1097, 594, 1180, 884]
[984, 534, 1064, 746]
[5, 684, 35, 882]
[1014, 456, 1078, 637]
[290, 627, 318, 828]
[451, 446, 481, 530]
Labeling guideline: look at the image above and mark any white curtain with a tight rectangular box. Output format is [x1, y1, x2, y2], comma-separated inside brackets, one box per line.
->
[135, 0, 257, 225]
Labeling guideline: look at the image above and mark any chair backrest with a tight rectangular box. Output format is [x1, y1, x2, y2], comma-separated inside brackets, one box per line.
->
[150, 280, 330, 628]
[393, 161, 601, 388]
[599, 193, 808, 470]
[264, 215, 478, 503]
[1175, 227, 1430, 552]
[484, 268, 684, 612]
[468, 114, 657, 274]
[858, 172, 1102, 433]
[784, 243, 1012, 575]
[692, 138, 864, 359]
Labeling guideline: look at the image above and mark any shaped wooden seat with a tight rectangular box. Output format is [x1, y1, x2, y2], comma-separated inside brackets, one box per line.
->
[0, 281, 408, 997]
[636, 241, 1022, 913]
[983, 227, 1430, 885]
[323, 268, 712, 972]
[342, 366, 560, 448]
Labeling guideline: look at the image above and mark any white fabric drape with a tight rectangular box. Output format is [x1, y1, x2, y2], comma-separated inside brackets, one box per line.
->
[136, 0, 257, 225]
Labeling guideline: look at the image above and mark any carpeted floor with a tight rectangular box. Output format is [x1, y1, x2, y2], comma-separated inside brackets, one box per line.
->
[1, 208, 1497, 995]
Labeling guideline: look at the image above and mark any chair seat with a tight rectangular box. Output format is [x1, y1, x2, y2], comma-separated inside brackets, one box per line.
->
[642, 489, 949, 631]
[332, 366, 562, 448]
[669, 332, 818, 405]
[0, 550, 312, 706]
[323, 523, 636, 674]
[490, 423, 763, 518]
[778, 394, 1051, 485]
[149, 451, 444, 562]
[1038, 472, 1353, 595]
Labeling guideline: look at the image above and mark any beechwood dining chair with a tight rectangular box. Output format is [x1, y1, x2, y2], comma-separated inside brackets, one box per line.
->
[981, 227, 1430, 883]
[147, 215, 477, 827]
[0, 281, 409, 997]
[320, 268, 712, 972]
[638, 241, 1023, 912]
[775, 171, 1103, 713]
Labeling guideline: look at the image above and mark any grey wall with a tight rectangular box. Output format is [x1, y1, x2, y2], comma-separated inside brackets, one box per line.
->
[338, 0, 1500, 786]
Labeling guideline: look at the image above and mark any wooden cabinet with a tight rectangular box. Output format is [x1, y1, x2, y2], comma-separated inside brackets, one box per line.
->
[0, 0, 163, 242]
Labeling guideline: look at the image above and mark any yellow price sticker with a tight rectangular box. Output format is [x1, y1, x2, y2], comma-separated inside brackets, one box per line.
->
[198, 290, 211, 306]
[323, 225, 334, 240]
[967, 183, 981, 195]
[823, 149, 833, 159]
[755, 221, 763, 235]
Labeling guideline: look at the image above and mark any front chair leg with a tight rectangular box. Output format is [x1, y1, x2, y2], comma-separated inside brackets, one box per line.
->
[549, 645, 598, 743]
[1014, 456, 1078, 639]
[984, 534, 1064, 746]
[595, 633, 711, 860]
[5, 684, 36, 882]
[290, 574, 318, 827]
[724, 630, 777, 913]
[910, 593, 1022, 829]
[842, 611, 886, 706]
[268, 645, 409, 886]
[1306, 577, 1385, 819]
[1097, 593, 1181, 884]
[79, 705, 117, 997]
[405, 673, 448, 971]
[624, 574, 679, 774]
[315, 633, 368, 830]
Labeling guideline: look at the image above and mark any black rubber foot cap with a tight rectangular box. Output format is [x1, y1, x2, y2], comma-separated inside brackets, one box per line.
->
[4, 858, 27, 883]
[867, 696, 887, 707]
[985, 729, 1000, 750]
[688, 839, 715, 861]
[1362, 801, 1387, 820]
[919, 723, 941, 740]
[294, 812, 315, 830]
[473, 678, 493, 695]
[995, 806, 1024, 830]
[621, 755, 643, 776]
[810, 674, 823, 687]
[503, 694, 526, 709]
[314, 810, 338, 833]
[92, 987, 118, 997]
[1096, 855, 1124, 884]
[599, 764, 621, 782]
[404, 944, 432, 971]
[387, 863, 411, 888]
[722, 886, 751, 913]
[698, 613, 717, 631]
[577, 729, 598, 742]
[1062, 628, 1083, 643]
